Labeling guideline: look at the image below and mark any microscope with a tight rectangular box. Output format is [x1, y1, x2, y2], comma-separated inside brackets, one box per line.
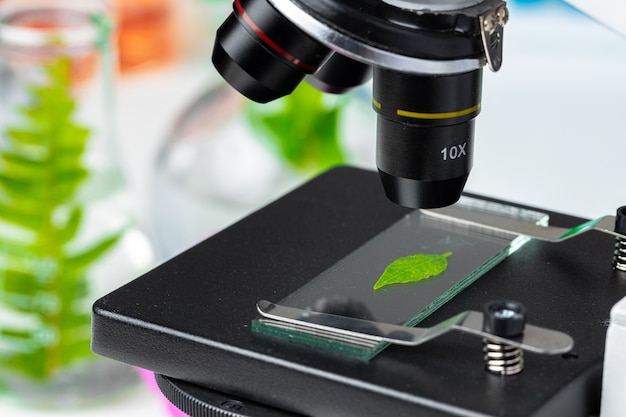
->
[212, 0, 507, 209]
[91, 1, 626, 416]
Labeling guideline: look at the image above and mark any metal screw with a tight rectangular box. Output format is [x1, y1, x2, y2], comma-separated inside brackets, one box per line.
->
[496, 5, 509, 26]
[482, 12, 498, 34]
[493, 308, 515, 319]
[482, 300, 526, 376]
[483, 5, 508, 35]
[220, 400, 244, 411]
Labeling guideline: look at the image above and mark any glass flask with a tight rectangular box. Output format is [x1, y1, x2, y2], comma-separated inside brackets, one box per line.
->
[0, 0, 154, 407]
[152, 81, 376, 259]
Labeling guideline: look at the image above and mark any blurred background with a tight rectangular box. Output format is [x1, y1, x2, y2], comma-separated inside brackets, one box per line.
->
[0, 0, 624, 416]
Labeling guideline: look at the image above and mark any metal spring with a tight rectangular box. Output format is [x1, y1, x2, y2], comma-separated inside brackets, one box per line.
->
[614, 238, 626, 272]
[483, 339, 524, 376]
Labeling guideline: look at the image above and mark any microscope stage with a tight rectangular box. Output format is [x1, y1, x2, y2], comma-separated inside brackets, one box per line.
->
[92, 167, 625, 417]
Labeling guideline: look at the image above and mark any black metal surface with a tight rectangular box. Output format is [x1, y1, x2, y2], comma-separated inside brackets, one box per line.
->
[155, 374, 304, 417]
[92, 167, 626, 417]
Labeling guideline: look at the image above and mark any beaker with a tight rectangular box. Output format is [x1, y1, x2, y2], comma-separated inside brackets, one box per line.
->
[0, 0, 154, 407]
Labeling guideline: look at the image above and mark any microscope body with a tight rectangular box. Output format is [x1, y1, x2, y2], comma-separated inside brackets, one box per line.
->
[212, 0, 508, 208]
[210, 4, 626, 415]
[86, 3, 626, 417]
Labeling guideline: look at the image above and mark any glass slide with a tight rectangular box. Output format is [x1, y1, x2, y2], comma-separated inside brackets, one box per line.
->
[253, 196, 548, 360]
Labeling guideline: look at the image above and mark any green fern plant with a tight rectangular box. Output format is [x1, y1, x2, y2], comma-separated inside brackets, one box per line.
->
[0, 57, 121, 380]
[244, 82, 348, 174]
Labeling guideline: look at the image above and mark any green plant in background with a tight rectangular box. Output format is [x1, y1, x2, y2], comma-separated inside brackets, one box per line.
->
[245, 82, 348, 174]
[0, 57, 121, 380]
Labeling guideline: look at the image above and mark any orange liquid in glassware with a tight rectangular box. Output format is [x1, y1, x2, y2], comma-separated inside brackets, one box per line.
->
[112, 0, 178, 73]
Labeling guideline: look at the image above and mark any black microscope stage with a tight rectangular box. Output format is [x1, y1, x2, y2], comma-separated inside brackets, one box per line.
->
[92, 167, 626, 417]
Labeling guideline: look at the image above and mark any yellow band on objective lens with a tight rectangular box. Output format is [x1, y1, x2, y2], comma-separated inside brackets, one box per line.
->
[396, 103, 481, 120]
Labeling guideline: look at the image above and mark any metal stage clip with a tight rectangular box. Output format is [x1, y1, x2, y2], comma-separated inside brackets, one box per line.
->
[257, 300, 574, 355]
[423, 204, 624, 243]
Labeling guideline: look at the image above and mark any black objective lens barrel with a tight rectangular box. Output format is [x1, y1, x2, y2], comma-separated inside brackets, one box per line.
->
[307, 53, 373, 94]
[373, 68, 483, 208]
[212, 0, 332, 103]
